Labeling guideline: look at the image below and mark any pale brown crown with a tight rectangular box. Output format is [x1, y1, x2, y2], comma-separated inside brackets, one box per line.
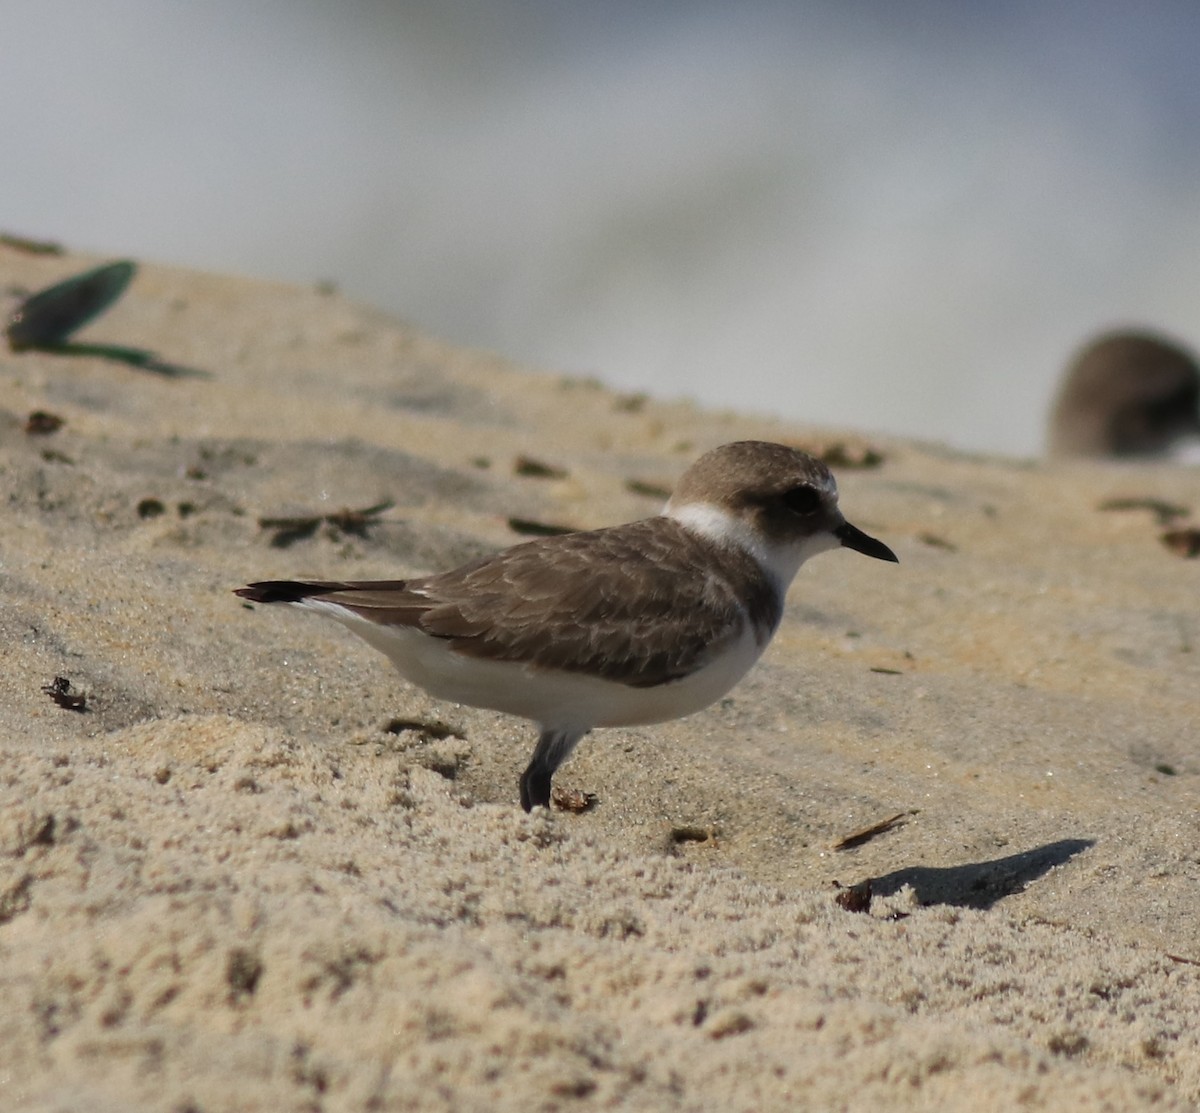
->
[667, 441, 841, 547]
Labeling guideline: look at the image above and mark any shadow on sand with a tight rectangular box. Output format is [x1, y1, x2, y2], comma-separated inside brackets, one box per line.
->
[864, 838, 1095, 910]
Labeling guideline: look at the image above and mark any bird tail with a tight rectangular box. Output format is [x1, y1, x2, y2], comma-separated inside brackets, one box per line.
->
[235, 580, 350, 604]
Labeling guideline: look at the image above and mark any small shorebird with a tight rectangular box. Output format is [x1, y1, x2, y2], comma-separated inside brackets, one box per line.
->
[1048, 329, 1200, 458]
[236, 440, 898, 810]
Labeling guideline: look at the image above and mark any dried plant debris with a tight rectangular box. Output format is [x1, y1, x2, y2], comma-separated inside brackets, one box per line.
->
[258, 517, 316, 546]
[612, 392, 648, 413]
[831, 811, 915, 851]
[225, 947, 264, 1002]
[1099, 496, 1190, 526]
[551, 786, 598, 813]
[0, 231, 64, 255]
[42, 676, 88, 712]
[258, 499, 393, 548]
[625, 478, 672, 500]
[670, 825, 718, 848]
[506, 517, 576, 537]
[513, 455, 569, 480]
[833, 879, 873, 913]
[789, 439, 885, 469]
[325, 502, 395, 534]
[24, 410, 64, 435]
[382, 718, 464, 742]
[1161, 528, 1200, 558]
[917, 532, 957, 551]
[6, 259, 136, 349]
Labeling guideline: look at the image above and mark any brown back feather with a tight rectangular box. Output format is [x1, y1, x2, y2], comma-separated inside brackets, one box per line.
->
[276, 519, 781, 688]
[412, 518, 780, 687]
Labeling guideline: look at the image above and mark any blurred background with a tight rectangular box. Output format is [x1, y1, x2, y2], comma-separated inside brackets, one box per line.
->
[4, 0, 1199, 456]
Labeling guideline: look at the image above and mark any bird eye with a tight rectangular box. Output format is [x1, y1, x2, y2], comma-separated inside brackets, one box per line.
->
[782, 484, 822, 515]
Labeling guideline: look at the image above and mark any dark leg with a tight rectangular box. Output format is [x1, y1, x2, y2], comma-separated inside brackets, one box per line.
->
[519, 727, 584, 811]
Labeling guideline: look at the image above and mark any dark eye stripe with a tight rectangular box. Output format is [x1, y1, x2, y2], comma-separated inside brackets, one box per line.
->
[781, 485, 821, 515]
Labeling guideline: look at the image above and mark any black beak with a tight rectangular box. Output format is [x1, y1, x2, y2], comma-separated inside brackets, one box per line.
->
[836, 521, 899, 563]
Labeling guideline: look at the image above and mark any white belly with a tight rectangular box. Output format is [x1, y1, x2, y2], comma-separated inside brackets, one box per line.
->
[308, 603, 767, 733]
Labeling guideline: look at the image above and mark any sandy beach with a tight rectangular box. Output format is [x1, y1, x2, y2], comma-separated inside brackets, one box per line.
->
[2, 249, 1199, 1111]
